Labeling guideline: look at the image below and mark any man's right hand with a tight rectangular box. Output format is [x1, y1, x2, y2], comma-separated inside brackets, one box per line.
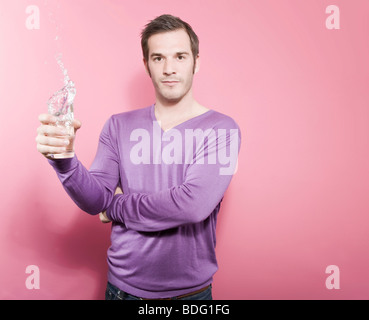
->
[36, 113, 82, 159]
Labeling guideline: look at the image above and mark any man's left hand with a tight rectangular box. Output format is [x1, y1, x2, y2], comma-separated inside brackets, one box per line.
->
[99, 186, 123, 223]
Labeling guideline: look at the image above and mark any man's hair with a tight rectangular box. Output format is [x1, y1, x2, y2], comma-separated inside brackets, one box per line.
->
[141, 14, 199, 64]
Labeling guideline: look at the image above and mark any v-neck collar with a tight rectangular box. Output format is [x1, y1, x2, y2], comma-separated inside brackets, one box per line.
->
[150, 104, 214, 133]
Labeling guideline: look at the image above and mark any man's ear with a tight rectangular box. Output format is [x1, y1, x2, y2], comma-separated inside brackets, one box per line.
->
[194, 55, 200, 74]
[143, 58, 151, 77]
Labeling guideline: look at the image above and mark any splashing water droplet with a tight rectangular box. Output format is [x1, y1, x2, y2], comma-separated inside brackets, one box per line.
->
[47, 54, 76, 128]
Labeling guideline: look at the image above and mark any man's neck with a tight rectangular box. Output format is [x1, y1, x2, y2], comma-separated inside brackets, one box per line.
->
[155, 91, 197, 116]
[154, 94, 209, 131]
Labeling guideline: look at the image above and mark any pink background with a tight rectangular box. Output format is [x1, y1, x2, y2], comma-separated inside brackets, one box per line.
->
[0, 0, 368, 299]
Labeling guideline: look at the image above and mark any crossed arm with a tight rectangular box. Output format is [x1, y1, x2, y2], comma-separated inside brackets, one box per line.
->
[51, 153, 235, 232]
[38, 115, 240, 232]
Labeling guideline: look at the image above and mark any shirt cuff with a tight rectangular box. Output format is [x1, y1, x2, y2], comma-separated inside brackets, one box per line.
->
[47, 155, 79, 173]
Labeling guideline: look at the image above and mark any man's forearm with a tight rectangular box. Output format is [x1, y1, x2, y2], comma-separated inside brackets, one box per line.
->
[105, 170, 231, 232]
[49, 156, 117, 215]
[48, 116, 121, 215]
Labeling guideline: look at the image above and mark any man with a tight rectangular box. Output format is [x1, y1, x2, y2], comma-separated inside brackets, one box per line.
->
[36, 14, 241, 300]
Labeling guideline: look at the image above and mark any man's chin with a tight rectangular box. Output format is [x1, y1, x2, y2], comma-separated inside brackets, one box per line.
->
[159, 94, 184, 105]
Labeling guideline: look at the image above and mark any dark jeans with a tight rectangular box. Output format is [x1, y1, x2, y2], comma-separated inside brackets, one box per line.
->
[105, 282, 213, 300]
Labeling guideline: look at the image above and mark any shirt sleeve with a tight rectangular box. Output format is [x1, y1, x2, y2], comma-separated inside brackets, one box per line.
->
[106, 122, 241, 232]
[48, 117, 120, 215]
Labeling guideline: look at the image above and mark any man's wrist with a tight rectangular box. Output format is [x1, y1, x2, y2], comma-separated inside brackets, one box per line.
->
[47, 155, 79, 173]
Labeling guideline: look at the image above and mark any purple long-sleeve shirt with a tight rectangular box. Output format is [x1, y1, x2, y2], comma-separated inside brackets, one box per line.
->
[48, 104, 241, 299]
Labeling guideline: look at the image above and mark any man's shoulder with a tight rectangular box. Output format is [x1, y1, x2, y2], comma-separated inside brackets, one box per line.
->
[104, 105, 152, 130]
[110, 105, 152, 122]
[206, 109, 240, 131]
[99, 105, 152, 137]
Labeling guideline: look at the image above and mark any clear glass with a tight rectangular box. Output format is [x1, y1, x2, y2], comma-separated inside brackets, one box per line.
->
[47, 79, 76, 159]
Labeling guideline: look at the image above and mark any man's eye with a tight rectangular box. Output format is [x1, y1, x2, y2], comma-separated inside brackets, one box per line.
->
[154, 57, 162, 62]
[178, 55, 185, 60]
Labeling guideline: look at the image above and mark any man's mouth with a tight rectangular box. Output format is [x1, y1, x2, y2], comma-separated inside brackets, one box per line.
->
[161, 80, 180, 86]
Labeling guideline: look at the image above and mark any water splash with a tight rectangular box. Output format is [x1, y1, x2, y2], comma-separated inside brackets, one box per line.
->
[45, 0, 76, 158]
[46, 54, 76, 159]
[47, 53, 76, 126]
[46, 0, 76, 124]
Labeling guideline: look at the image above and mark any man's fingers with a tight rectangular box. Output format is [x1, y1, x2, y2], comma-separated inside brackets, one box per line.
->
[73, 119, 82, 131]
[37, 124, 68, 137]
[38, 114, 82, 131]
[38, 113, 57, 125]
[36, 144, 67, 158]
[36, 134, 70, 147]
[114, 186, 123, 195]
[99, 212, 111, 223]
[36, 113, 81, 159]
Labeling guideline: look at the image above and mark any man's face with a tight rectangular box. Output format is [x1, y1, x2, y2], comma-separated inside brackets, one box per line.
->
[144, 29, 199, 104]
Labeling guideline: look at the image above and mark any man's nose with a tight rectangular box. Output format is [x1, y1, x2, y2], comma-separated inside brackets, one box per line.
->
[163, 59, 176, 75]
